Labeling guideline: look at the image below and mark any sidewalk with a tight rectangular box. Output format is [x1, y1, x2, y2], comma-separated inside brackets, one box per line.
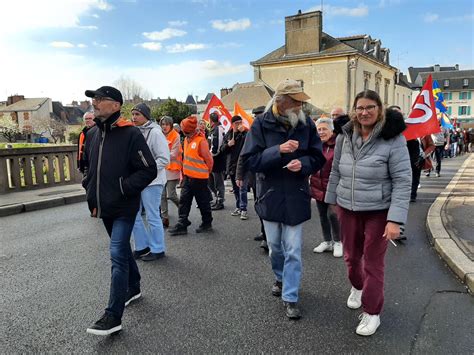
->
[0, 183, 85, 217]
[426, 153, 474, 294]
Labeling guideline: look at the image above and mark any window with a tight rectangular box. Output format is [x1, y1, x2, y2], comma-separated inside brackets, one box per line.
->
[384, 79, 390, 104]
[458, 106, 471, 115]
[463, 79, 469, 87]
[459, 92, 468, 100]
[364, 78, 369, 90]
[444, 79, 450, 87]
[447, 106, 452, 115]
[375, 81, 380, 94]
[444, 92, 452, 101]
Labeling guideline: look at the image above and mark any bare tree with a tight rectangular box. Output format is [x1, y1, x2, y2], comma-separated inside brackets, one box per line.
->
[113, 75, 152, 102]
[35, 116, 66, 143]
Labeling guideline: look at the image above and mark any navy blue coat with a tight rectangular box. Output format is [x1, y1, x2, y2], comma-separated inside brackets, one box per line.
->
[240, 110, 325, 226]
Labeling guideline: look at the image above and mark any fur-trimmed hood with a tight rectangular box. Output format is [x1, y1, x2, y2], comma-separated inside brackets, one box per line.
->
[342, 108, 406, 140]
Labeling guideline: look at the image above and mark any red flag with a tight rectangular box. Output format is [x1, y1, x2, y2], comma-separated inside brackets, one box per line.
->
[202, 94, 232, 133]
[403, 75, 440, 140]
[233, 101, 254, 130]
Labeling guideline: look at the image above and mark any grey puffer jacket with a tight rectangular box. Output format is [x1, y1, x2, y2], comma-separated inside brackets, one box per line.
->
[325, 109, 411, 224]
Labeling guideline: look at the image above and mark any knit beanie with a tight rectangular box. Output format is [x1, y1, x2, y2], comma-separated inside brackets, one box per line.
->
[180, 116, 198, 134]
[131, 103, 151, 120]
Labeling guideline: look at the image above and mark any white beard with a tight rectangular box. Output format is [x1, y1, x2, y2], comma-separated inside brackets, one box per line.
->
[284, 108, 306, 128]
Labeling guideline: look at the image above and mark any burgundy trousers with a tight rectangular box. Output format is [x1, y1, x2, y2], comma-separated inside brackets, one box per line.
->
[338, 207, 388, 315]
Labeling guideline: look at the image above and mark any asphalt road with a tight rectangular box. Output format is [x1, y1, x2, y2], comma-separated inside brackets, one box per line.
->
[1, 155, 473, 354]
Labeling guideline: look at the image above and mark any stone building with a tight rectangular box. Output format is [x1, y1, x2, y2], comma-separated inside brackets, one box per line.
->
[250, 10, 412, 114]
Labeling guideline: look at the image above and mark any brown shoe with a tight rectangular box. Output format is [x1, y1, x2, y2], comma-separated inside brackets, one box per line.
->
[162, 217, 169, 228]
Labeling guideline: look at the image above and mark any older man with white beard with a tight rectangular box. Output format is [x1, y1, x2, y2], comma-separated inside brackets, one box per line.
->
[240, 79, 326, 320]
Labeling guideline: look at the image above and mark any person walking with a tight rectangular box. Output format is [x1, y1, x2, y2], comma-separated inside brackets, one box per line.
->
[240, 79, 325, 319]
[310, 117, 342, 257]
[220, 115, 249, 220]
[130, 103, 170, 261]
[430, 124, 449, 177]
[77, 111, 96, 173]
[208, 112, 227, 210]
[159, 116, 182, 228]
[82, 86, 157, 336]
[168, 116, 214, 235]
[325, 90, 411, 336]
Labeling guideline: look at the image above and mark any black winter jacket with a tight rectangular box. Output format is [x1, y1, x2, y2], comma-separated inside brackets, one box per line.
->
[219, 129, 247, 176]
[240, 110, 326, 226]
[82, 111, 157, 219]
[209, 124, 227, 173]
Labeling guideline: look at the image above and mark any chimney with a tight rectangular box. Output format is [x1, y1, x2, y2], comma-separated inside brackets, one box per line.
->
[220, 88, 231, 98]
[434, 64, 440, 72]
[455, 64, 459, 70]
[285, 10, 322, 55]
[7, 95, 24, 106]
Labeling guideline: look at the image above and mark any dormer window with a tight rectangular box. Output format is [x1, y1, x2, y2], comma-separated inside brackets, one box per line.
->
[463, 79, 469, 87]
[444, 80, 450, 87]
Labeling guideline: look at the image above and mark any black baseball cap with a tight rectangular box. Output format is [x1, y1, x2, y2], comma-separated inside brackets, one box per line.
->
[85, 86, 123, 105]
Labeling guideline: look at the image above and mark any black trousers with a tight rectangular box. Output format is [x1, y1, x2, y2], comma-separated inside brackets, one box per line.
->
[411, 162, 422, 199]
[434, 145, 444, 174]
[178, 176, 213, 226]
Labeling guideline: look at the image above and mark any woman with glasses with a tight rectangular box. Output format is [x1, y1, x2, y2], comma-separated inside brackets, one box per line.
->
[325, 90, 411, 336]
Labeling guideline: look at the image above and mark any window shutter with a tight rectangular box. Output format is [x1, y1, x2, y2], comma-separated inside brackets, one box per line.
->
[468, 107, 471, 115]
[458, 106, 462, 115]
[468, 92, 472, 100]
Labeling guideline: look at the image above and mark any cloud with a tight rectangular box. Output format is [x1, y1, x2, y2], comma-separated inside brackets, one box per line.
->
[77, 43, 88, 48]
[168, 20, 188, 27]
[217, 42, 242, 48]
[135, 42, 163, 51]
[78, 25, 98, 30]
[50, 41, 75, 48]
[166, 43, 207, 53]
[269, 19, 284, 25]
[307, 4, 369, 17]
[92, 41, 108, 48]
[92, 14, 100, 18]
[211, 18, 251, 32]
[0, 0, 111, 36]
[143, 28, 187, 41]
[423, 12, 439, 23]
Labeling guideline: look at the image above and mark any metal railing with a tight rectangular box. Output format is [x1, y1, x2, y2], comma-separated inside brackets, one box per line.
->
[0, 145, 82, 194]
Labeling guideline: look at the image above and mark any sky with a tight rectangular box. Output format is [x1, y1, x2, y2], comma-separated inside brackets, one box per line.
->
[1, 0, 473, 104]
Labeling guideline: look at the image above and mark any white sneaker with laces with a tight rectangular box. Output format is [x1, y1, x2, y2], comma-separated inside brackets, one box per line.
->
[313, 241, 333, 253]
[356, 313, 380, 336]
[240, 210, 248, 220]
[231, 208, 241, 216]
[347, 286, 362, 309]
[333, 242, 343, 257]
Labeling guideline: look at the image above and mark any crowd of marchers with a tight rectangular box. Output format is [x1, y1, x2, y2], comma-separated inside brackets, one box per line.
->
[76, 80, 473, 338]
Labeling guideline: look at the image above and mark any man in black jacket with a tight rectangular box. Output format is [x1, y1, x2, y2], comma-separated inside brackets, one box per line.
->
[220, 115, 248, 219]
[82, 86, 157, 336]
[208, 112, 226, 210]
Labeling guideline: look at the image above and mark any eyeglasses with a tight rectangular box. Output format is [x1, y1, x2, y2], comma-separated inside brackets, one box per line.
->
[92, 96, 116, 103]
[355, 105, 377, 113]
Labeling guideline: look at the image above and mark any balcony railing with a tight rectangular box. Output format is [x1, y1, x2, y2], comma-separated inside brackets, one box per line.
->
[0, 145, 82, 194]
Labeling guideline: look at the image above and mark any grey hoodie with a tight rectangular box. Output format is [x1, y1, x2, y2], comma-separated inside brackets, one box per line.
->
[137, 121, 170, 186]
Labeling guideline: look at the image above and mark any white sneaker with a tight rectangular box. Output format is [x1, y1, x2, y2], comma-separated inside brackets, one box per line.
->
[230, 208, 241, 216]
[347, 286, 362, 309]
[313, 241, 333, 253]
[240, 210, 248, 220]
[356, 313, 380, 336]
[333, 242, 343, 257]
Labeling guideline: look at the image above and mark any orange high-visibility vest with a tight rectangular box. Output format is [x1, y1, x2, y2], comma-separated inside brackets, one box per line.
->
[183, 135, 209, 179]
[166, 129, 183, 172]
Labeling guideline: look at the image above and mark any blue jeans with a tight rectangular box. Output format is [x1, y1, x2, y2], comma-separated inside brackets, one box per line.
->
[102, 216, 140, 319]
[230, 175, 248, 211]
[133, 184, 165, 253]
[263, 220, 303, 303]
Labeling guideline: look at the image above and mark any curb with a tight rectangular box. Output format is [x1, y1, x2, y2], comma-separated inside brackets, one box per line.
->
[0, 192, 86, 217]
[426, 154, 474, 295]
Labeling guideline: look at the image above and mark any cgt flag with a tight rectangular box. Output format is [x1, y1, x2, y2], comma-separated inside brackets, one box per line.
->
[202, 94, 232, 133]
[403, 74, 440, 141]
[233, 101, 254, 130]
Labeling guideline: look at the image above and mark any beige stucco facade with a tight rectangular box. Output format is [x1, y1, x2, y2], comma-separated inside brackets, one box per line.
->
[255, 54, 402, 114]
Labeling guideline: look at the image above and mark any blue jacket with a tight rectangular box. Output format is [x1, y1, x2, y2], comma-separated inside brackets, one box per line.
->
[240, 110, 325, 226]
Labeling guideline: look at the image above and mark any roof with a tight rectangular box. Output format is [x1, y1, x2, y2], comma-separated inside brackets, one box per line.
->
[408, 65, 457, 84]
[52, 102, 85, 125]
[395, 72, 413, 89]
[251, 33, 394, 69]
[185, 95, 197, 105]
[221, 81, 274, 111]
[0, 98, 49, 112]
[418, 70, 474, 91]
